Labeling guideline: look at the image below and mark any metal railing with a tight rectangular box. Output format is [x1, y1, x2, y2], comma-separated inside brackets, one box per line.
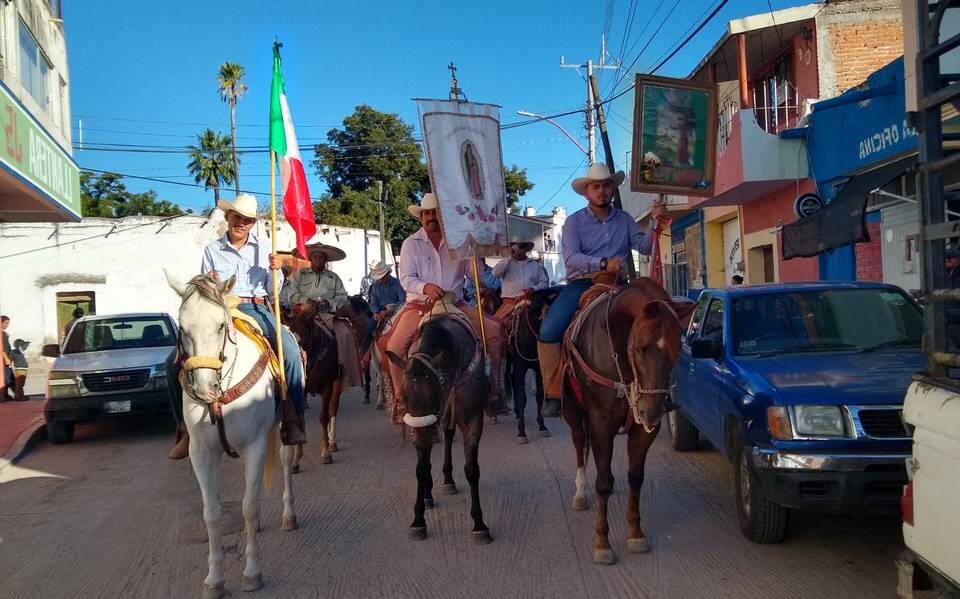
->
[716, 81, 808, 151]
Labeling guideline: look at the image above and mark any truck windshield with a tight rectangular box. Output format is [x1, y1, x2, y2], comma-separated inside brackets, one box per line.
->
[62, 316, 176, 354]
[732, 289, 922, 356]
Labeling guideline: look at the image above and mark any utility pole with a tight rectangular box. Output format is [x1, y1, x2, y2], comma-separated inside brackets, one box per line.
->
[377, 180, 387, 262]
[560, 34, 619, 165]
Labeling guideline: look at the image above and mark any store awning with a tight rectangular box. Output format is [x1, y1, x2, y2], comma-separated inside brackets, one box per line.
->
[781, 154, 917, 259]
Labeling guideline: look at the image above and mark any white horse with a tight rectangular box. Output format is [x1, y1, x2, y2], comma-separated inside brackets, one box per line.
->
[167, 272, 298, 599]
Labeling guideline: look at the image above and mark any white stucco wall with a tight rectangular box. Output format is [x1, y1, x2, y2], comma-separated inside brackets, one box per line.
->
[0, 214, 392, 353]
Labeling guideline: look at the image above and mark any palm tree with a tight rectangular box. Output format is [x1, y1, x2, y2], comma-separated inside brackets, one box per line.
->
[187, 129, 235, 209]
[217, 61, 247, 194]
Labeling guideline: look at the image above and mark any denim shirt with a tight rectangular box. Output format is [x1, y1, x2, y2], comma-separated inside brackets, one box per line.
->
[201, 233, 280, 298]
[561, 206, 654, 280]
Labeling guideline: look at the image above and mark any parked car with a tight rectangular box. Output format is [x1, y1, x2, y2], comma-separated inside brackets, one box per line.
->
[42, 312, 179, 444]
[669, 282, 924, 543]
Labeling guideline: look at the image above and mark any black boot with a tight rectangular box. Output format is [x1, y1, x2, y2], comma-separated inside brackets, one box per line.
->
[280, 399, 306, 445]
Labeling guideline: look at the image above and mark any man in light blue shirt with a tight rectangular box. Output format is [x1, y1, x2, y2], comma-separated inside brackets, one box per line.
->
[537, 164, 663, 412]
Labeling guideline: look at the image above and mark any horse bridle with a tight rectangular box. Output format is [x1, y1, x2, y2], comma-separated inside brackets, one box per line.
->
[407, 329, 483, 430]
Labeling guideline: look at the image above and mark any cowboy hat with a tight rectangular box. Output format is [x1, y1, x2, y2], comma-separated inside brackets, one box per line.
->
[216, 193, 259, 219]
[369, 261, 392, 280]
[292, 242, 346, 262]
[508, 235, 534, 251]
[571, 164, 625, 196]
[407, 192, 439, 218]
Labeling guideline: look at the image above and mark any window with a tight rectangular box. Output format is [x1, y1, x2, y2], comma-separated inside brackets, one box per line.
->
[63, 316, 176, 354]
[19, 20, 51, 111]
[701, 299, 724, 342]
[687, 295, 709, 338]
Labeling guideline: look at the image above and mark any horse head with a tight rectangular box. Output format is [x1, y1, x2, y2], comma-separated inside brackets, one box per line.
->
[287, 302, 336, 377]
[166, 270, 237, 403]
[386, 318, 460, 430]
[623, 282, 695, 432]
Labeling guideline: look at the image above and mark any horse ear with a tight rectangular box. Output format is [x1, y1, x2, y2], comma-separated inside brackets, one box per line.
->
[672, 301, 695, 329]
[219, 275, 236, 296]
[385, 351, 407, 370]
[164, 269, 188, 297]
[642, 301, 661, 320]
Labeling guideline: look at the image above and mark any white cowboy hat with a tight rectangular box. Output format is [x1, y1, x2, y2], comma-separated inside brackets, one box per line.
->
[571, 164, 625, 196]
[529, 250, 541, 261]
[292, 242, 347, 262]
[216, 193, 259, 219]
[407, 192, 439, 218]
[369, 261, 392, 280]
[508, 235, 534, 251]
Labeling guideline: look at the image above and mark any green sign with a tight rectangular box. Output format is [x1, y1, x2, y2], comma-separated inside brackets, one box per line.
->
[0, 83, 80, 218]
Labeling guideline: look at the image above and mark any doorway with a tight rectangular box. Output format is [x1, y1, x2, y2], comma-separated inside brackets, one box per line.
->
[56, 291, 96, 341]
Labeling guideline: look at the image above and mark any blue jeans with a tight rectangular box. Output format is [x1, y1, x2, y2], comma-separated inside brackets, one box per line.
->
[539, 279, 593, 343]
[236, 302, 305, 417]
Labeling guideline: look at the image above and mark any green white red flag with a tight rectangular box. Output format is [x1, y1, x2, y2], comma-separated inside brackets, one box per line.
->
[269, 42, 315, 258]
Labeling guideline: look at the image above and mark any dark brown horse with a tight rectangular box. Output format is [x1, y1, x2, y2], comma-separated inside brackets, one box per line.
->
[504, 288, 559, 442]
[386, 314, 492, 544]
[562, 277, 693, 564]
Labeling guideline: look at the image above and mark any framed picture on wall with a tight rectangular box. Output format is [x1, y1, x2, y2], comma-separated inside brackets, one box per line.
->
[631, 74, 717, 197]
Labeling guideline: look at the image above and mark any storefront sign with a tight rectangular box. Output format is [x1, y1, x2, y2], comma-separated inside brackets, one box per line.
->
[858, 119, 918, 160]
[0, 82, 80, 218]
[631, 74, 717, 197]
[794, 193, 823, 218]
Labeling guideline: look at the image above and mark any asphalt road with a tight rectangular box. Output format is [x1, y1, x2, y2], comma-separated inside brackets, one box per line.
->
[0, 384, 904, 599]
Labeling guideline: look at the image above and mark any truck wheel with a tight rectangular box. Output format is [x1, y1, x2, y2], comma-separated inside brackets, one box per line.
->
[734, 438, 787, 543]
[668, 408, 699, 451]
[48, 421, 74, 444]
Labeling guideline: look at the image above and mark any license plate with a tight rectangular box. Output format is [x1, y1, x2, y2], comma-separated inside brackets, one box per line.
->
[103, 400, 131, 413]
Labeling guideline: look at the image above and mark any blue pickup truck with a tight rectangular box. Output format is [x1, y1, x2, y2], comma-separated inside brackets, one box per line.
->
[669, 282, 924, 543]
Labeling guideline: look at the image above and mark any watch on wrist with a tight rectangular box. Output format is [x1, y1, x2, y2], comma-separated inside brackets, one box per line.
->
[599, 257, 608, 270]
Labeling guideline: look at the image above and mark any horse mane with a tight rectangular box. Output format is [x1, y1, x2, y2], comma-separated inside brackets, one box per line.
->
[183, 274, 224, 307]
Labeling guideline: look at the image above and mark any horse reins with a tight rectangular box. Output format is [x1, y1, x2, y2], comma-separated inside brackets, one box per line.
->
[408, 320, 483, 431]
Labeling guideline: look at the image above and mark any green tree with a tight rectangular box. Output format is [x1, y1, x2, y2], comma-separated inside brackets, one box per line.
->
[503, 164, 535, 213]
[187, 129, 235, 209]
[80, 171, 188, 218]
[217, 61, 247, 194]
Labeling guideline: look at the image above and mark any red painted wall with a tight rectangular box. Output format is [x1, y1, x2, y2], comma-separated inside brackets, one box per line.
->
[791, 29, 820, 101]
[855, 223, 884, 282]
[741, 181, 820, 282]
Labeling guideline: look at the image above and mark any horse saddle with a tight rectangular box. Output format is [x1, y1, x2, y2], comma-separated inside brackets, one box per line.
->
[418, 292, 466, 329]
[561, 283, 623, 406]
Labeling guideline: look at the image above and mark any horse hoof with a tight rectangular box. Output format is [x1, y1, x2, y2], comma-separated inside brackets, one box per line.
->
[281, 515, 298, 531]
[571, 496, 589, 511]
[424, 497, 435, 509]
[320, 453, 333, 465]
[241, 573, 263, 592]
[440, 483, 458, 495]
[329, 443, 339, 453]
[409, 526, 428, 540]
[472, 530, 493, 545]
[627, 538, 650, 554]
[538, 429, 551, 437]
[201, 582, 225, 599]
[593, 548, 616, 565]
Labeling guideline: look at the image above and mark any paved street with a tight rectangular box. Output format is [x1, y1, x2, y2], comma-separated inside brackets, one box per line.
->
[0, 383, 904, 599]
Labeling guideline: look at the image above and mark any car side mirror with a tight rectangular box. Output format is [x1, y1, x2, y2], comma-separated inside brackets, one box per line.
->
[690, 338, 721, 360]
[41, 344, 60, 358]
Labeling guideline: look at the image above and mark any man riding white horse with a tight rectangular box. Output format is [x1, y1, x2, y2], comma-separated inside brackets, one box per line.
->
[383, 192, 509, 424]
[168, 193, 306, 459]
[537, 164, 665, 415]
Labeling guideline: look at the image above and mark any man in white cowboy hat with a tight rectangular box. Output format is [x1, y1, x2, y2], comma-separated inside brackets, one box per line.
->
[491, 235, 549, 322]
[176, 193, 306, 457]
[368, 261, 405, 322]
[536, 164, 665, 415]
[383, 192, 508, 424]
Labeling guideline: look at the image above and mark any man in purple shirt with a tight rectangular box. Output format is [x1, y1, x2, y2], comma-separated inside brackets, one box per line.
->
[537, 164, 664, 412]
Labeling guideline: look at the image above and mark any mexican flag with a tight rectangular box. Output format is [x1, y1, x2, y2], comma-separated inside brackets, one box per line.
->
[269, 42, 315, 258]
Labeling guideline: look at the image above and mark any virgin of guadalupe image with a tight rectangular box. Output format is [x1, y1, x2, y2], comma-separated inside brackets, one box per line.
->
[654, 90, 697, 167]
[461, 140, 484, 200]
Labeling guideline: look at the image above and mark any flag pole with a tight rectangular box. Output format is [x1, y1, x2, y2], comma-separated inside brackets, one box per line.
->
[270, 148, 288, 402]
[471, 256, 490, 373]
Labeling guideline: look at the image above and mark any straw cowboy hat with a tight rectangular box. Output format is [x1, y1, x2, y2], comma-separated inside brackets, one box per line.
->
[369, 261, 392, 280]
[509, 235, 535, 251]
[216, 193, 259, 219]
[571, 164, 625, 196]
[292, 242, 346, 262]
[407, 192, 439, 218]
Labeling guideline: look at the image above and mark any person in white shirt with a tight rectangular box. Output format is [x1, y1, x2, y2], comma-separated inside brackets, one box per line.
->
[491, 235, 549, 322]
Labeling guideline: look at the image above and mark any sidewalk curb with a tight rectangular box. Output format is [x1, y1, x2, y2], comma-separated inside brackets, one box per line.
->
[2, 417, 47, 465]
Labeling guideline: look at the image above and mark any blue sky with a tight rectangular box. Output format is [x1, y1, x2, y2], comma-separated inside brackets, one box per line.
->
[65, 0, 813, 216]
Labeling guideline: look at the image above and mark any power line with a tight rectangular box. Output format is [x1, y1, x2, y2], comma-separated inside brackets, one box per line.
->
[536, 155, 587, 213]
[608, 0, 682, 95]
[647, 0, 729, 74]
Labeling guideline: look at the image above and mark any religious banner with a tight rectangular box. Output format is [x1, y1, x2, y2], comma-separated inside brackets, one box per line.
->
[630, 74, 717, 197]
[416, 99, 509, 259]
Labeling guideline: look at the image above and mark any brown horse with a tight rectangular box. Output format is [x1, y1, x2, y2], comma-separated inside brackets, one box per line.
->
[562, 277, 693, 564]
[287, 296, 370, 465]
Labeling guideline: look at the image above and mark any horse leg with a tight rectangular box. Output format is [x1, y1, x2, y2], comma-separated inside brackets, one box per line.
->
[440, 426, 458, 494]
[363, 359, 371, 404]
[534, 367, 549, 436]
[190, 448, 226, 599]
[463, 414, 491, 544]
[589, 419, 617, 565]
[240, 440, 267, 592]
[410, 438, 431, 540]
[291, 444, 303, 474]
[317, 388, 333, 465]
[564, 401, 589, 512]
[280, 443, 299, 531]
[513, 360, 529, 443]
[328, 377, 342, 452]
[625, 424, 658, 554]
[373, 345, 386, 410]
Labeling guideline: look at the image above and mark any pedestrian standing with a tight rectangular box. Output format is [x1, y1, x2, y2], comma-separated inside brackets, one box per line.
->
[63, 307, 84, 343]
[11, 339, 29, 401]
[1, 316, 13, 401]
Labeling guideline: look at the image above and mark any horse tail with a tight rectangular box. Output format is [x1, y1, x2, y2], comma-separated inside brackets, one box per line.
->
[263, 422, 279, 494]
